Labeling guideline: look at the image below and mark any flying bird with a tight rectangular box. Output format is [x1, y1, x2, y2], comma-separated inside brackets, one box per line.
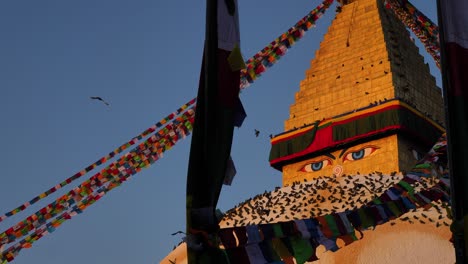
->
[90, 96, 110, 106]
[254, 129, 260, 137]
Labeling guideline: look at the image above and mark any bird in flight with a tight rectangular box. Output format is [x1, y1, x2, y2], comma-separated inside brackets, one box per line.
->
[90, 96, 110, 106]
[254, 129, 260, 137]
[171, 231, 185, 236]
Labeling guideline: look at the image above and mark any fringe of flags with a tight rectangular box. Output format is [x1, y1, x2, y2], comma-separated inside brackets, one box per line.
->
[0, 0, 334, 260]
[386, 0, 440, 68]
[240, 0, 334, 89]
[0, 0, 446, 261]
[0, 107, 195, 262]
[0, 98, 196, 223]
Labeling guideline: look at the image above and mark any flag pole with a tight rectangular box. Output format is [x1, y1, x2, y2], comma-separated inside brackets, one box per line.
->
[187, 0, 219, 262]
[186, 0, 234, 262]
[437, 0, 468, 263]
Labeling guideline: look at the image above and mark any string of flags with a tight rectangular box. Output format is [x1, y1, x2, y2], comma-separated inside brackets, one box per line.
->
[217, 182, 449, 264]
[0, 1, 335, 260]
[386, 0, 440, 68]
[0, 107, 196, 262]
[239, 0, 334, 89]
[0, 107, 195, 244]
[0, 0, 446, 262]
[0, 98, 196, 223]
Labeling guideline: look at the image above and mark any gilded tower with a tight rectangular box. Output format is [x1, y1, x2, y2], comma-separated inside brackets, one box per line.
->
[269, 0, 445, 186]
[265, 0, 453, 262]
[164, 0, 454, 263]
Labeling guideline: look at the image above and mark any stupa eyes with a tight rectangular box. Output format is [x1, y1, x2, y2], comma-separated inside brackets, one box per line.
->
[300, 158, 332, 172]
[298, 145, 380, 172]
[343, 146, 378, 162]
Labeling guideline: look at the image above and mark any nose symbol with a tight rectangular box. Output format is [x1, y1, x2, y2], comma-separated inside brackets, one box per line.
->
[333, 165, 343, 177]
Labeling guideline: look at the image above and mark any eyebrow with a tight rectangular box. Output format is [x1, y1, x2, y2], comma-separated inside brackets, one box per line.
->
[325, 153, 336, 160]
[338, 148, 349, 158]
[305, 153, 336, 164]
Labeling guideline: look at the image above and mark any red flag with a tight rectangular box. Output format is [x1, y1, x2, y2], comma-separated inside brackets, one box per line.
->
[439, 0, 468, 98]
[438, 0, 468, 262]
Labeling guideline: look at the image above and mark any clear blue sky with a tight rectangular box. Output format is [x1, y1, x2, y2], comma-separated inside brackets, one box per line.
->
[0, 1, 438, 263]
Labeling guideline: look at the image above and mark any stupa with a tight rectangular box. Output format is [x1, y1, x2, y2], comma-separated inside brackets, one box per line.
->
[262, 0, 452, 262]
[162, 0, 453, 262]
[269, 0, 445, 186]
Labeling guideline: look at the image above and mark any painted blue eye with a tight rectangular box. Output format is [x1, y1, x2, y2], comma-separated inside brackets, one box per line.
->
[351, 149, 365, 160]
[312, 162, 324, 171]
[344, 146, 378, 162]
[300, 159, 332, 172]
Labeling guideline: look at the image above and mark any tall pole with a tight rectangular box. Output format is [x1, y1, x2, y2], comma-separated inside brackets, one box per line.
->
[437, 0, 468, 263]
[185, 0, 219, 263]
[186, 0, 240, 262]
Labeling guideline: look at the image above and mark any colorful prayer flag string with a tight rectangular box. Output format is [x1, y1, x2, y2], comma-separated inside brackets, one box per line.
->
[0, 0, 333, 224]
[215, 177, 449, 264]
[0, 107, 449, 263]
[386, 0, 440, 68]
[0, 107, 196, 260]
[239, 0, 335, 89]
[0, 1, 335, 260]
[217, 182, 449, 264]
[0, 0, 333, 225]
[0, 98, 196, 223]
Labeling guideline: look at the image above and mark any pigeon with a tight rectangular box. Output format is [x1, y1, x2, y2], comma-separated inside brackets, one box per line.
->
[90, 96, 110, 106]
[254, 129, 260, 137]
